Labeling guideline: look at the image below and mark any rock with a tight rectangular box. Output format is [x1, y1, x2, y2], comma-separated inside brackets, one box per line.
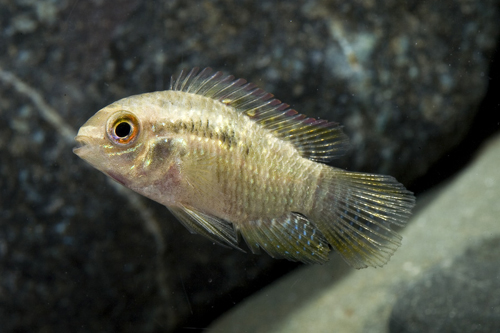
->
[389, 237, 500, 333]
[105, 0, 500, 184]
[0, 0, 499, 332]
[209, 132, 500, 332]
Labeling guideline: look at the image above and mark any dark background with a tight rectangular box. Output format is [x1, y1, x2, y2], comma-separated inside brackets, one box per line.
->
[1, 1, 499, 332]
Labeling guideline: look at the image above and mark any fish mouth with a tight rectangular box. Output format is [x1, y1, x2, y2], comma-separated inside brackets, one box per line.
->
[73, 135, 90, 156]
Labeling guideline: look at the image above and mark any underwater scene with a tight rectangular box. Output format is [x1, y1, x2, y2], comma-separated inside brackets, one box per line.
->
[1, 1, 500, 332]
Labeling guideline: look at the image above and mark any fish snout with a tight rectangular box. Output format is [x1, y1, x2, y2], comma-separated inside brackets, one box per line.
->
[73, 135, 91, 156]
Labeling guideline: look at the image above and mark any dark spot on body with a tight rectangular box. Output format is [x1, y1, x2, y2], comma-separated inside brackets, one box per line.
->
[220, 131, 228, 143]
[169, 122, 181, 133]
[225, 129, 236, 147]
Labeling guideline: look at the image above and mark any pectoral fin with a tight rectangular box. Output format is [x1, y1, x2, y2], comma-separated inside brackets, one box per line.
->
[168, 205, 243, 251]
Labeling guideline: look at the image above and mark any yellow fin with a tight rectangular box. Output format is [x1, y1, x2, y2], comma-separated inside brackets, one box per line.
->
[168, 205, 243, 251]
[238, 212, 331, 264]
[171, 68, 350, 162]
[310, 169, 416, 269]
[180, 147, 226, 200]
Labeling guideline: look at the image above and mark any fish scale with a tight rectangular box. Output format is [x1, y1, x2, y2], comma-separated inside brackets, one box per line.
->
[73, 67, 415, 268]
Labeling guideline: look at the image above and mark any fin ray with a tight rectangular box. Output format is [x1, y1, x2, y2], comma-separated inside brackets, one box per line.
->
[170, 68, 350, 162]
[181, 148, 228, 200]
[168, 205, 243, 251]
[310, 169, 415, 269]
[238, 212, 331, 264]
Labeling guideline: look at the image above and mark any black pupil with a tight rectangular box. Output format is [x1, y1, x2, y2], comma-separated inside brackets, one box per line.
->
[115, 121, 132, 138]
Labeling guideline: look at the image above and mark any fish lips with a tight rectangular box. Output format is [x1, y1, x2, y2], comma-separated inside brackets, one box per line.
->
[73, 135, 91, 157]
[73, 135, 128, 186]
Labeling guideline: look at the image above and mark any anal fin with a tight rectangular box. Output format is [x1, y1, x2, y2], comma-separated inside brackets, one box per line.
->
[239, 212, 331, 264]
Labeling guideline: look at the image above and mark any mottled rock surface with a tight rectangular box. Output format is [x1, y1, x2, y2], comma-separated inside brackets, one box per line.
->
[209, 132, 500, 332]
[1, 0, 499, 332]
[389, 237, 500, 333]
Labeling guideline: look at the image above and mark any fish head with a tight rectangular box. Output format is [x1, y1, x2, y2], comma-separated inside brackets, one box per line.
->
[73, 100, 156, 187]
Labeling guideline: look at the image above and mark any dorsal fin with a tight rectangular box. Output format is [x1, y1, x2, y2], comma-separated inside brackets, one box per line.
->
[170, 67, 350, 162]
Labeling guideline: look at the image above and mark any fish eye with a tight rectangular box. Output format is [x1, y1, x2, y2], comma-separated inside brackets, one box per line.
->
[106, 111, 140, 145]
[115, 121, 132, 138]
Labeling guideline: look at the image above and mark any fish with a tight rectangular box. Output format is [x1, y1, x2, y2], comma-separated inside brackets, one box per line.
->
[73, 67, 415, 269]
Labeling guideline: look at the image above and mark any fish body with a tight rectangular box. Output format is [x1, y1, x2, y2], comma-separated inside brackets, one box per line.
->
[74, 68, 415, 268]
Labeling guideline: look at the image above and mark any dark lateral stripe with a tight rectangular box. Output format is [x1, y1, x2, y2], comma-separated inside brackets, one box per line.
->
[166, 120, 238, 148]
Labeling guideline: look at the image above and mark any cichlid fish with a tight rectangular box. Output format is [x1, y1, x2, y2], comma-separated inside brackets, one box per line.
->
[74, 68, 415, 268]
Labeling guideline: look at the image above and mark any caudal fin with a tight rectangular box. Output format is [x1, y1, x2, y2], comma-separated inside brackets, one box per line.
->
[310, 168, 416, 269]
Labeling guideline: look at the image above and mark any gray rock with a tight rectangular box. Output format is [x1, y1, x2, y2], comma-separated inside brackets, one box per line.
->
[105, 0, 500, 184]
[209, 133, 500, 332]
[389, 237, 500, 333]
[0, 0, 499, 332]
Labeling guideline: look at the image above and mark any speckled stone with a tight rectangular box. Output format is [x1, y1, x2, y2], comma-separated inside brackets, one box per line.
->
[389, 237, 500, 333]
[1, 0, 499, 332]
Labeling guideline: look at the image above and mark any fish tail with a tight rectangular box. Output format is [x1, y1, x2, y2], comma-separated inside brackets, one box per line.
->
[308, 167, 415, 269]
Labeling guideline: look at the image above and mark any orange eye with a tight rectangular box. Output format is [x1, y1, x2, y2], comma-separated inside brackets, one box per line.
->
[106, 111, 140, 145]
